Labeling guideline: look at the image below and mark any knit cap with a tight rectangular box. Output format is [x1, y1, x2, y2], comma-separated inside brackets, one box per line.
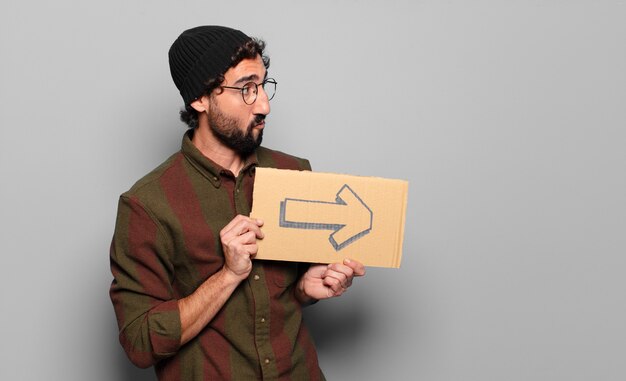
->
[168, 25, 252, 105]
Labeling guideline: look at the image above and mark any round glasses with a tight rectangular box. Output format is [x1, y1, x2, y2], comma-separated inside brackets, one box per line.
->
[221, 78, 277, 105]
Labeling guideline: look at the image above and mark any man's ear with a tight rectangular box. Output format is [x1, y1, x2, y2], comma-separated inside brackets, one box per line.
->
[190, 95, 209, 113]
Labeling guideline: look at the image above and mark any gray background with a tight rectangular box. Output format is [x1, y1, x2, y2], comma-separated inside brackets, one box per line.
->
[1, 1, 625, 380]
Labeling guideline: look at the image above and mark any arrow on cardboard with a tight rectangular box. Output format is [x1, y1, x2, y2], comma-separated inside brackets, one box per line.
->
[278, 184, 373, 251]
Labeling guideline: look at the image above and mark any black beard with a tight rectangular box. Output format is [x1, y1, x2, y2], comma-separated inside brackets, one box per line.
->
[207, 108, 264, 156]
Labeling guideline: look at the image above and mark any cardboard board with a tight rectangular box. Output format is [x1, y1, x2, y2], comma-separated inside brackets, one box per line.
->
[250, 168, 408, 268]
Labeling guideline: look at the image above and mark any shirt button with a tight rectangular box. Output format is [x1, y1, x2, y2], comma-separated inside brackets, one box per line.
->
[213, 176, 218, 181]
[260, 317, 266, 323]
[264, 358, 270, 364]
[236, 188, 240, 193]
[253, 274, 260, 281]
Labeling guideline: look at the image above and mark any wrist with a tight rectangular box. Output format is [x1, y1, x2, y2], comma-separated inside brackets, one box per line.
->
[220, 265, 248, 284]
[295, 276, 317, 306]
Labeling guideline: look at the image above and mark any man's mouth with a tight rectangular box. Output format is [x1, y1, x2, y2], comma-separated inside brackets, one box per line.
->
[252, 115, 265, 129]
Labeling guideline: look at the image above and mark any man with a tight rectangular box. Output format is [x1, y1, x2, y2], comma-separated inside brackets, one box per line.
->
[109, 25, 365, 380]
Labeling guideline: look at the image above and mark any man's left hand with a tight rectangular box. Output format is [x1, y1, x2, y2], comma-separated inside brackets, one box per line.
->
[296, 258, 365, 303]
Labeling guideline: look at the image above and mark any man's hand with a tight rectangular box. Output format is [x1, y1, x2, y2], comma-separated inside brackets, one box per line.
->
[219, 215, 264, 280]
[179, 215, 264, 345]
[296, 258, 366, 304]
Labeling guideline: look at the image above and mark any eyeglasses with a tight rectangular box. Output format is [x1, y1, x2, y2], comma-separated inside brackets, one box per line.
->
[221, 78, 277, 105]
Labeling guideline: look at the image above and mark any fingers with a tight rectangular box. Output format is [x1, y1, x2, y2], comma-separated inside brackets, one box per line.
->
[220, 215, 264, 279]
[322, 273, 348, 297]
[322, 259, 366, 296]
[326, 259, 366, 280]
[220, 215, 264, 243]
[324, 265, 352, 288]
[343, 258, 366, 277]
[220, 216, 263, 256]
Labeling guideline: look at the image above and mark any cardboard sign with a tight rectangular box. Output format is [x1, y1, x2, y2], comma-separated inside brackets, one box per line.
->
[250, 168, 408, 268]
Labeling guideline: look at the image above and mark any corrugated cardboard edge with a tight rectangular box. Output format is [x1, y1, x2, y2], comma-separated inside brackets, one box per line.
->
[394, 181, 409, 268]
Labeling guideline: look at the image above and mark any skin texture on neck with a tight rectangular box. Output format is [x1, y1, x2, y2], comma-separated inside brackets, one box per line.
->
[190, 55, 270, 177]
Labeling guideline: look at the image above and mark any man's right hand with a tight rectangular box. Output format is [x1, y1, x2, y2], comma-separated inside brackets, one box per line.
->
[219, 215, 264, 280]
[178, 215, 264, 345]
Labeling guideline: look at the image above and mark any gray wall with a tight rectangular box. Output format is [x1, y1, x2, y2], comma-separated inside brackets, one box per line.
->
[1, 1, 625, 380]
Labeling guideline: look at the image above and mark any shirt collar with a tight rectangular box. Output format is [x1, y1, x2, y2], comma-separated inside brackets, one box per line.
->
[181, 129, 259, 188]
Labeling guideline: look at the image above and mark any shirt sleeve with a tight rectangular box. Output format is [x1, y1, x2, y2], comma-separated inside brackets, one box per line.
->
[109, 195, 181, 368]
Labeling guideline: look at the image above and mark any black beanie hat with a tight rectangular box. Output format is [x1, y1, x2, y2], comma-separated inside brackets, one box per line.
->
[168, 25, 252, 105]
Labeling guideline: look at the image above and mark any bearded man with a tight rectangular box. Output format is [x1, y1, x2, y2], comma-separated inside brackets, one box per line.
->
[109, 25, 365, 381]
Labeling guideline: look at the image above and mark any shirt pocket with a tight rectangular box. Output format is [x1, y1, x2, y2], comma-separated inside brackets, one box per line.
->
[265, 261, 299, 288]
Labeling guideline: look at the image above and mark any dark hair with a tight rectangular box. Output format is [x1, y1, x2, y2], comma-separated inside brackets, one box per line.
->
[179, 38, 270, 129]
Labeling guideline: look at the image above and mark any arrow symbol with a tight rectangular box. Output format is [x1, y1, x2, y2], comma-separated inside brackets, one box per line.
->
[279, 184, 373, 251]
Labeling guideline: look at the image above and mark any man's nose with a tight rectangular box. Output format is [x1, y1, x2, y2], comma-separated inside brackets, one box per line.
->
[253, 87, 271, 115]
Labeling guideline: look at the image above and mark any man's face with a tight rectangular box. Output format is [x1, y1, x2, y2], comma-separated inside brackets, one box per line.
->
[207, 55, 270, 156]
